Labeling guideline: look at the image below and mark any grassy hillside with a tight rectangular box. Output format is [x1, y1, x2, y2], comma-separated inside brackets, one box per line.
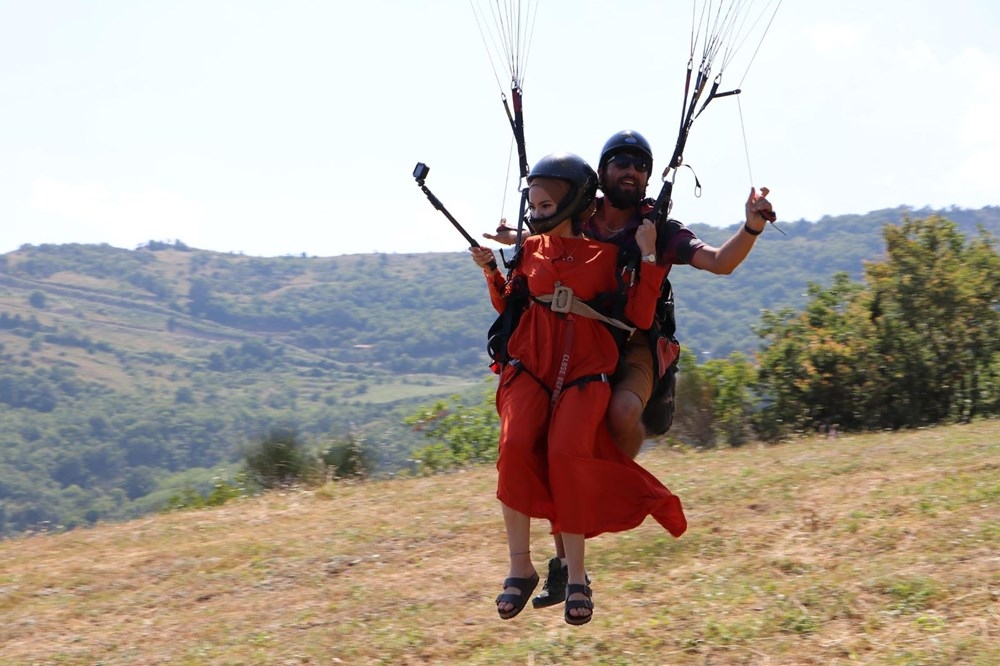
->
[0, 243, 496, 532]
[1, 422, 996, 665]
[0, 205, 997, 533]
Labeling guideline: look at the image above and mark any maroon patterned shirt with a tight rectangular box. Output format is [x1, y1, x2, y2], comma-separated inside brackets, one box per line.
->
[580, 197, 705, 271]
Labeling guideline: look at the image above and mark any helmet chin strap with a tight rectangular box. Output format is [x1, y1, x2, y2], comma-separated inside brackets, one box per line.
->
[529, 212, 568, 233]
[530, 185, 580, 232]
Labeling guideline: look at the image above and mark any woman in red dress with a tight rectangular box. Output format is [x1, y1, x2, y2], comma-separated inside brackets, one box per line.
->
[471, 153, 687, 625]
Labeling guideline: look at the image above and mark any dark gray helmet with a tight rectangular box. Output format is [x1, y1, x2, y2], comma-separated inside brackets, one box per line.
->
[526, 152, 598, 232]
[598, 129, 653, 173]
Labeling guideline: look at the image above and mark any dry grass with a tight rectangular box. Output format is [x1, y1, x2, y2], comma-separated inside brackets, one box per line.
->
[1, 422, 998, 665]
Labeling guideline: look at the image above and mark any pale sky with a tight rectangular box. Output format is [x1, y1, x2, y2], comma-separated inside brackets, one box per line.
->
[2, 1, 998, 257]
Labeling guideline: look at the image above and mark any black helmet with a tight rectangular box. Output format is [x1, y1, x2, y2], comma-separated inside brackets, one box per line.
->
[598, 129, 653, 173]
[526, 152, 598, 233]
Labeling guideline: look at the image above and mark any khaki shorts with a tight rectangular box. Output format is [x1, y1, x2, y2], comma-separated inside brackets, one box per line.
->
[616, 330, 654, 408]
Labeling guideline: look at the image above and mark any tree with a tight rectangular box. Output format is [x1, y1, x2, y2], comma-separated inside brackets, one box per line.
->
[670, 348, 716, 447]
[864, 216, 1000, 426]
[405, 389, 500, 474]
[123, 467, 158, 500]
[187, 278, 213, 317]
[322, 435, 375, 479]
[755, 215, 1000, 433]
[243, 427, 316, 489]
[703, 353, 758, 447]
[755, 273, 875, 435]
[174, 386, 195, 404]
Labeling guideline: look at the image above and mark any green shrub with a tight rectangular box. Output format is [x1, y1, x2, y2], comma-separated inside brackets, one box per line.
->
[163, 475, 247, 510]
[322, 436, 375, 479]
[243, 427, 316, 489]
[405, 391, 499, 475]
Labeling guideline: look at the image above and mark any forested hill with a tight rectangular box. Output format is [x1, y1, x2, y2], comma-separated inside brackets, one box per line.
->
[0, 205, 997, 533]
[671, 205, 1000, 357]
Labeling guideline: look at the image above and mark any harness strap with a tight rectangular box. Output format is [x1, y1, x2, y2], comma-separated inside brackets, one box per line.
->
[508, 358, 609, 406]
[549, 315, 575, 407]
[562, 372, 611, 392]
[533, 283, 636, 335]
[507, 283, 617, 410]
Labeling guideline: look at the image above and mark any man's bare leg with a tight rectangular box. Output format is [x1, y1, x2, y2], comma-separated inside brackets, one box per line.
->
[552, 532, 565, 558]
[607, 388, 645, 459]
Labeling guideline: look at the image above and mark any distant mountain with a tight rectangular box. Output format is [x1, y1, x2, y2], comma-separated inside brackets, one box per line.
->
[1, 205, 997, 533]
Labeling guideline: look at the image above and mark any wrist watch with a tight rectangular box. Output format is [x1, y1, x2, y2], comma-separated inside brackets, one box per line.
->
[642, 252, 657, 264]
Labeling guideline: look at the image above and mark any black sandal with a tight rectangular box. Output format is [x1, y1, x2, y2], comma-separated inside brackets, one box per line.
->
[532, 557, 568, 609]
[532, 558, 592, 609]
[495, 572, 539, 620]
[564, 582, 593, 626]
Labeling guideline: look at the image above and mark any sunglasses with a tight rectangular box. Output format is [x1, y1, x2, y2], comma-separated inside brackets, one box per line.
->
[606, 153, 650, 173]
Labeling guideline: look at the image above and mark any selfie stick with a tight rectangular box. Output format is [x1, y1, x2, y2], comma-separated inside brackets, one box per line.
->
[412, 162, 496, 270]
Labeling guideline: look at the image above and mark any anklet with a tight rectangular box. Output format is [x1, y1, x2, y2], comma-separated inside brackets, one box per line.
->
[509, 550, 531, 556]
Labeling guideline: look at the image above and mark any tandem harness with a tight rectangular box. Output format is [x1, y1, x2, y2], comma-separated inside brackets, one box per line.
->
[533, 283, 635, 335]
[504, 282, 636, 409]
[488, 232, 680, 432]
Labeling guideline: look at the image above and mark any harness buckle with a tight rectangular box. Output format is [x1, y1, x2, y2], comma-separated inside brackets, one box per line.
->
[551, 284, 574, 313]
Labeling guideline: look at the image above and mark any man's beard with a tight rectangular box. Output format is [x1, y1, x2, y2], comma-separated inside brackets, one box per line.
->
[603, 181, 646, 209]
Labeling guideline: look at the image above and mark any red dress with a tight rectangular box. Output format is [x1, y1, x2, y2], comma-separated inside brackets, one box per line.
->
[486, 234, 687, 538]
